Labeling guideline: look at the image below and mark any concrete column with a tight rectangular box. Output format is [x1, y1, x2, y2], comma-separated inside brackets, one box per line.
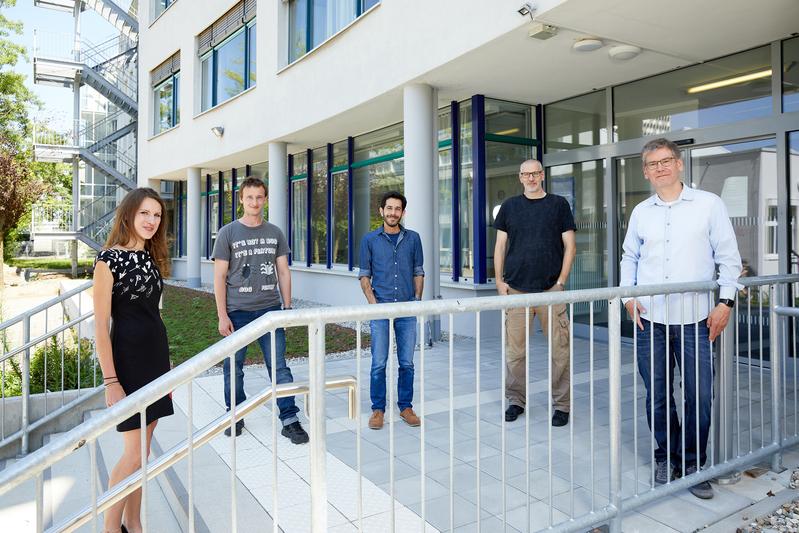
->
[186, 167, 202, 288]
[268, 142, 288, 235]
[403, 84, 438, 341]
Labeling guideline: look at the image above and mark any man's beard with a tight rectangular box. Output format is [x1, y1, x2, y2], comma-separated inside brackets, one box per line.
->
[383, 216, 400, 227]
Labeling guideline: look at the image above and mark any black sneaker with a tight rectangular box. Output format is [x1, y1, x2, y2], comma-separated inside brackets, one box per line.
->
[224, 419, 245, 437]
[505, 405, 524, 422]
[281, 421, 309, 445]
[684, 464, 714, 499]
[551, 410, 569, 427]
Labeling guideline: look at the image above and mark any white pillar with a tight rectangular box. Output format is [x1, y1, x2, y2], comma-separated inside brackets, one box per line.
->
[403, 84, 439, 341]
[268, 142, 288, 235]
[187, 167, 202, 288]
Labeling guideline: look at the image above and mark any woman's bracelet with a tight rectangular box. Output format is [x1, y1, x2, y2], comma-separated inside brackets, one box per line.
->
[104, 380, 119, 387]
[103, 375, 117, 381]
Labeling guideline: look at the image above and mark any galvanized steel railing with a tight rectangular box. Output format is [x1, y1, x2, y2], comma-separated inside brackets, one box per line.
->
[1, 275, 798, 532]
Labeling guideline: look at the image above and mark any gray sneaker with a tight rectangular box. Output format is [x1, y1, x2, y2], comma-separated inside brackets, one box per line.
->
[655, 460, 671, 485]
[685, 465, 714, 499]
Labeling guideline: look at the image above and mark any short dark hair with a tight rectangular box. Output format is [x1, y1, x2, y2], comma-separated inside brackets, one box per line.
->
[238, 176, 268, 197]
[641, 138, 682, 162]
[380, 191, 407, 210]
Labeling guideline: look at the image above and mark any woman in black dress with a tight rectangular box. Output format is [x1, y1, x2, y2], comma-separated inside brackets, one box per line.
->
[94, 188, 173, 533]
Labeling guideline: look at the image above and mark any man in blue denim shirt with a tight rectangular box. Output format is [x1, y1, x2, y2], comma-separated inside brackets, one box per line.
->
[359, 191, 425, 430]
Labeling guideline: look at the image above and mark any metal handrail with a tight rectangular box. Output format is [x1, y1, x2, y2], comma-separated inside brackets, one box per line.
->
[0, 281, 92, 331]
[1, 274, 797, 531]
[53, 376, 356, 532]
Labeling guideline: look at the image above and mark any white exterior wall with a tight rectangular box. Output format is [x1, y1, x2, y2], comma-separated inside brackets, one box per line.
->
[137, 0, 536, 182]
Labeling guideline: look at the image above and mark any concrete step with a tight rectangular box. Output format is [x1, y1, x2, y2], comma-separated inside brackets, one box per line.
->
[147, 396, 276, 532]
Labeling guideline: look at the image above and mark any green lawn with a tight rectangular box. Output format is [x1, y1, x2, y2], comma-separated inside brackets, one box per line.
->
[161, 285, 369, 366]
[9, 257, 94, 270]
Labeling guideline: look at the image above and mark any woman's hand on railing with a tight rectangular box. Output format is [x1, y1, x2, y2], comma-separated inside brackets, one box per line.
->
[105, 382, 126, 407]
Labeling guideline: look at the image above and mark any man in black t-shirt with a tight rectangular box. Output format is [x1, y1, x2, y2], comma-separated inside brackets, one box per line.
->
[494, 159, 577, 427]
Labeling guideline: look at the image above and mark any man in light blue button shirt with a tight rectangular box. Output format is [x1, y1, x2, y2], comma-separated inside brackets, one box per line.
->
[620, 138, 742, 500]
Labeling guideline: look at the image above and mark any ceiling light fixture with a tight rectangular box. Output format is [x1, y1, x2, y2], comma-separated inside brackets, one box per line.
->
[573, 38, 603, 52]
[608, 44, 641, 61]
[687, 69, 772, 94]
[211, 126, 224, 137]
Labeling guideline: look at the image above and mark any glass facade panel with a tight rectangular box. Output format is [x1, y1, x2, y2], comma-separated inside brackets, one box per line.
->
[486, 141, 534, 279]
[293, 151, 308, 176]
[352, 159, 404, 267]
[289, 0, 308, 63]
[311, 149, 328, 264]
[784, 37, 799, 113]
[332, 140, 348, 168]
[249, 162, 268, 180]
[312, 0, 357, 48]
[201, 55, 213, 111]
[248, 23, 257, 87]
[291, 179, 308, 263]
[545, 91, 607, 153]
[459, 101, 474, 279]
[332, 171, 348, 265]
[548, 161, 607, 325]
[216, 30, 247, 105]
[790, 132, 799, 274]
[485, 99, 534, 138]
[438, 109, 452, 143]
[362, 0, 379, 10]
[153, 76, 176, 134]
[614, 46, 772, 140]
[353, 123, 403, 162]
[154, 0, 173, 19]
[439, 147, 453, 274]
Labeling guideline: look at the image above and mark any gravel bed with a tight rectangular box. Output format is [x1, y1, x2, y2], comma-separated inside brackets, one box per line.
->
[742, 471, 799, 532]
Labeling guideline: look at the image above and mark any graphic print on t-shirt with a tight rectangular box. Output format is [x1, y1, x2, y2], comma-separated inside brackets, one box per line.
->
[230, 236, 279, 293]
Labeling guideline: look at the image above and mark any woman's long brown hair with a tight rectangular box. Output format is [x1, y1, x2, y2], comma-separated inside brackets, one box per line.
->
[105, 187, 171, 277]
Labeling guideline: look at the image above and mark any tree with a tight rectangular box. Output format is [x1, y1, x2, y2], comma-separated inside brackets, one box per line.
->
[0, 146, 45, 288]
[0, 0, 37, 146]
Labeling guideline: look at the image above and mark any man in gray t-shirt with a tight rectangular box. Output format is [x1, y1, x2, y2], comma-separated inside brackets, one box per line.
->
[211, 177, 308, 444]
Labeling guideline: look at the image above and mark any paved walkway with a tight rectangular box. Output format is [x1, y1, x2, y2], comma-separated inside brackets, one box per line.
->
[171, 330, 799, 532]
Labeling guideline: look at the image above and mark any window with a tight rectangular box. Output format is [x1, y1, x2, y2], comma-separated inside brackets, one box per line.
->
[331, 140, 348, 265]
[459, 100, 474, 279]
[199, 1, 256, 112]
[152, 52, 180, 134]
[311, 147, 328, 265]
[439, 109, 453, 274]
[154, 0, 175, 20]
[784, 37, 799, 113]
[614, 46, 772, 140]
[288, 0, 378, 63]
[545, 90, 607, 153]
[290, 152, 308, 264]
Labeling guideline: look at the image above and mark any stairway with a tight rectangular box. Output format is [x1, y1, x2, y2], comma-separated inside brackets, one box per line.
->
[34, 0, 138, 39]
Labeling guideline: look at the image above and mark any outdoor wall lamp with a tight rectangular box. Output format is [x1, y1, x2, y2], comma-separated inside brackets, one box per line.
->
[517, 2, 535, 20]
[211, 126, 225, 137]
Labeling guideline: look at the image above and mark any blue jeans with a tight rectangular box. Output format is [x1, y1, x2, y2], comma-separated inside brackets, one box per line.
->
[635, 319, 714, 467]
[370, 317, 417, 412]
[223, 306, 299, 426]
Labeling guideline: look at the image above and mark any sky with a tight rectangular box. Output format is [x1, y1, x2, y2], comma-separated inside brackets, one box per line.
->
[4, 0, 119, 131]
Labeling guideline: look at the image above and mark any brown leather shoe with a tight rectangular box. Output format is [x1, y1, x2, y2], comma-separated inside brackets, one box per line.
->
[400, 408, 421, 427]
[368, 409, 384, 430]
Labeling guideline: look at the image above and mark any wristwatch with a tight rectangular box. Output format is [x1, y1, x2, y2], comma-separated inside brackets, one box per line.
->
[718, 298, 735, 308]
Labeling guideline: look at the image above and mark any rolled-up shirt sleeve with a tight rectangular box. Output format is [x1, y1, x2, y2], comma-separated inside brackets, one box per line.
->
[710, 197, 743, 300]
[358, 235, 372, 279]
[619, 208, 641, 304]
[413, 234, 425, 277]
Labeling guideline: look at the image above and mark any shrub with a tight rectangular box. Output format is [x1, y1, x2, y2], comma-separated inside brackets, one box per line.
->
[28, 337, 98, 393]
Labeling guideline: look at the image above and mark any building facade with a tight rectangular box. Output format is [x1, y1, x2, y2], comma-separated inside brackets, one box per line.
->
[137, 0, 799, 336]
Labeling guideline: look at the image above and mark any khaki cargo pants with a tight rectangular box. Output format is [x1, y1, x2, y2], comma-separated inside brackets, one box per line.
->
[505, 285, 571, 411]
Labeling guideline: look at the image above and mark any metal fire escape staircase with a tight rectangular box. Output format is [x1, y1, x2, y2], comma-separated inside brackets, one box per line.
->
[31, 0, 138, 251]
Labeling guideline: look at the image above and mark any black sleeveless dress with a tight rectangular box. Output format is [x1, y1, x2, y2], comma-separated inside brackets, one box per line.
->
[95, 249, 174, 432]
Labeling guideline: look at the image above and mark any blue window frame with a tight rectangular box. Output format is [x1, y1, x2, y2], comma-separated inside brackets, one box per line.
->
[288, 0, 379, 63]
[201, 21, 257, 111]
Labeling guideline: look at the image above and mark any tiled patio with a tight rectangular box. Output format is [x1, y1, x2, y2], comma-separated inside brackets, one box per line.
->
[170, 328, 799, 532]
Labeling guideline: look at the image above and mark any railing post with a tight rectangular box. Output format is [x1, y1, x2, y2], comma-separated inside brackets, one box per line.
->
[770, 284, 784, 472]
[21, 316, 31, 456]
[714, 311, 741, 483]
[308, 320, 327, 532]
[608, 297, 622, 533]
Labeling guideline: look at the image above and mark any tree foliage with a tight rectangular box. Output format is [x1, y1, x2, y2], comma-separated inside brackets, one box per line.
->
[0, 0, 38, 146]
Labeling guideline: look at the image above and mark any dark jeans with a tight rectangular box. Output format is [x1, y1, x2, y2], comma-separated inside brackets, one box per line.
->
[370, 317, 417, 412]
[635, 319, 714, 467]
[223, 306, 299, 426]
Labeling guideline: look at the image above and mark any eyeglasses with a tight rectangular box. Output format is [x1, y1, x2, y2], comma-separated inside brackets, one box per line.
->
[520, 171, 544, 178]
[644, 156, 677, 170]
